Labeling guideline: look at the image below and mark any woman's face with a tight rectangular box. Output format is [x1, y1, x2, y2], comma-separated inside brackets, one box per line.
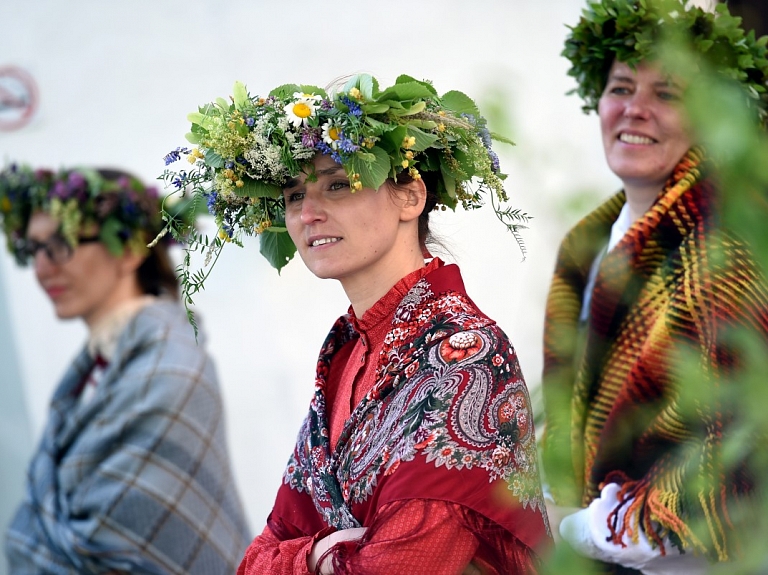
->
[26, 211, 139, 327]
[598, 60, 692, 192]
[283, 154, 423, 295]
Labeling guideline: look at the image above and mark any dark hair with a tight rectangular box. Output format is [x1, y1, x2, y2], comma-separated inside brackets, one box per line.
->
[97, 169, 179, 298]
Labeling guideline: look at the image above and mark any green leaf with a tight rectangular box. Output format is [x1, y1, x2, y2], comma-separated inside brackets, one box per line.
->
[215, 97, 230, 110]
[204, 149, 225, 168]
[99, 218, 125, 256]
[375, 82, 435, 103]
[395, 75, 437, 96]
[259, 229, 296, 272]
[406, 126, 438, 151]
[233, 81, 248, 110]
[270, 83, 301, 98]
[185, 132, 201, 144]
[439, 160, 457, 199]
[344, 74, 376, 100]
[398, 100, 426, 116]
[361, 103, 390, 114]
[350, 146, 391, 190]
[188, 111, 205, 125]
[298, 84, 327, 98]
[238, 178, 282, 199]
[490, 131, 516, 146]
[440, 90, 480, 117]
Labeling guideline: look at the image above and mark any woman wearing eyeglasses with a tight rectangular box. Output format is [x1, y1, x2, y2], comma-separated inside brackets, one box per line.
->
[0, 165, 251, 574]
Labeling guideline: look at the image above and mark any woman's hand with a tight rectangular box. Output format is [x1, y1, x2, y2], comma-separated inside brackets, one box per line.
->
[308, 527, 367, 574]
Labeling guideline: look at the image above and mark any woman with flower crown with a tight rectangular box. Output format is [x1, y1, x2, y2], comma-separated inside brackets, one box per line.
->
[0, 166, 251, 574]
[541, 0, 768, 573]
[160, 75, 552, 574]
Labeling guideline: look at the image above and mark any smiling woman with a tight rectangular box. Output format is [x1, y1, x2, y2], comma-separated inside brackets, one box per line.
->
[541, 1, 768, 573]
[163, 74, 552, 574]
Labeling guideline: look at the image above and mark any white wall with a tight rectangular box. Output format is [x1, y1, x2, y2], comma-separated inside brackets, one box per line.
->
[0, 0, 619, 554]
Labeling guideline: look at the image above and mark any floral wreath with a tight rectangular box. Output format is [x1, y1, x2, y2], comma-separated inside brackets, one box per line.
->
[159, 74, 529, 310]
[0, 163, 179, 265]
[563, 0, 768, 125]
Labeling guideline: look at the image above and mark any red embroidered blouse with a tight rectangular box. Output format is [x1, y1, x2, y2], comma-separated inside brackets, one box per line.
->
[238, 260, 548, 574]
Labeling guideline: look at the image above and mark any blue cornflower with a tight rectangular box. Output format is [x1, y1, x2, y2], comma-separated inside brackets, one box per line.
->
[225, 161, 235, 170]
[163, 147, 191, 166]
[206, 191, 218, 215]
[341, 96, 363, 117]
[315, 141, 344, 164]
[315, 141, 332, 155]
[337, 134, 360, 154]
[245, 117, 255, 127]
[172, 170, 188, 190]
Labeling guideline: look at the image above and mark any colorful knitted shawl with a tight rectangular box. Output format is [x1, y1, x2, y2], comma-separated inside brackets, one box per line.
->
[542, 149, 768, 560]
[271, 263, 550, 554]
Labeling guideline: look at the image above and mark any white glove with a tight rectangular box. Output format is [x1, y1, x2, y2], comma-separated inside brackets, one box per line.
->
[559, 483, 709, 574]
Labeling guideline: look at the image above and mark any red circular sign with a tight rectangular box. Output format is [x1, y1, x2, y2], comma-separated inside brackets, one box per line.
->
[0, 66, 39, 132]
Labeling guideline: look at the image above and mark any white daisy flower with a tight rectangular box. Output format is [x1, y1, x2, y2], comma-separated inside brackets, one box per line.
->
[321, 122, 342, 149]
[283, 93, 320, 128]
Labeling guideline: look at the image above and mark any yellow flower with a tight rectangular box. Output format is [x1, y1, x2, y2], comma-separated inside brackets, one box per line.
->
[437, 123, 446, 132]
[409, 167, 421, 180]
[352, 181, 363, 191]
[0, 196, 10, 213]
[218, 229, 232, 242]
[235, 180, 244, 188]
[348, 87, 362, 100]
[401, 160, 409, 168]
[405, 151, 414, 160]
[402, 136, 416, 149]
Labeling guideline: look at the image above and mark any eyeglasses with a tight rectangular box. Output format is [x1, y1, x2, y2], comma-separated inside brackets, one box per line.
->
[17, 233, 101, 265]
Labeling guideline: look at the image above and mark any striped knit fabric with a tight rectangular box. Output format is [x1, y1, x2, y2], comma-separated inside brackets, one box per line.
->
[542, 149, 768, 561]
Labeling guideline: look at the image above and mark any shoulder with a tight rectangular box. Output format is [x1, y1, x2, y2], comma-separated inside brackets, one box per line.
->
[111, 300, 218, 385]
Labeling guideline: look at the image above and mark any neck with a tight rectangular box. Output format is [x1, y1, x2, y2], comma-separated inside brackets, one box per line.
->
[83, 279, 145, 331]
[623, 181, 662, 223]
[343, 250, 425, 317]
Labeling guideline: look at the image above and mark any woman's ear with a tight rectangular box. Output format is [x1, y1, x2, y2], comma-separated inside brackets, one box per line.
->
[118, 249, 145, 277]
[394, 177, 427, 223]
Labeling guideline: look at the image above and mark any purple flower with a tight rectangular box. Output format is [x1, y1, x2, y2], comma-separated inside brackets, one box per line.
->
[301, 127, 321, 148]
[163, 147, 191, 165]
[478, 126, 493, 149]
[488, 150, 500, 173]
[52, 181, 67, 199]
[320, 99, 333, 111]
[245, 117, 255, 127]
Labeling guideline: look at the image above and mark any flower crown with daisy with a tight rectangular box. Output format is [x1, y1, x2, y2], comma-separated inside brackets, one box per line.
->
[160, 74, 528, 286]
[563, 0, 768, 125]
[0, 163, 176, 265]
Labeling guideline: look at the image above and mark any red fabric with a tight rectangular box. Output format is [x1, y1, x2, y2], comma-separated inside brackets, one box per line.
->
[240, 260, 548, 573]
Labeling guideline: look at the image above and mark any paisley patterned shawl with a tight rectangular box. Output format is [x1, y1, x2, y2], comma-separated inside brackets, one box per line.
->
[542, 149, 768, 560]
[276, 263, 550, 551]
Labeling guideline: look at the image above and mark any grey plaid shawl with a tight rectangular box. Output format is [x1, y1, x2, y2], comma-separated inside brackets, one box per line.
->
[5, 301, 251, 574]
